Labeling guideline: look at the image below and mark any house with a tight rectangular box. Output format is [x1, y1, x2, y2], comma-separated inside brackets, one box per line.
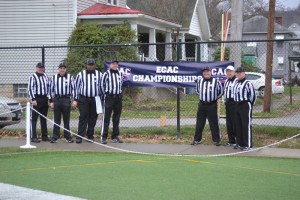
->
[77, 0, 211, 61]
[0, 0, 211, 98]
[288, 23, 300, 73]
[0, 0, 76, 97]
[228, 15, 296, 76]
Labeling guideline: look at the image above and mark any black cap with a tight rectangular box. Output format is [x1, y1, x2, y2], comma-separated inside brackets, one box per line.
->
[58, 63, 66, 68]
[111, 58, 119, 63]
[203, 66, 211, 71]
[236, 67, 245, 72]
[86, 59, 95, 65]
[36, 62, 44, 68]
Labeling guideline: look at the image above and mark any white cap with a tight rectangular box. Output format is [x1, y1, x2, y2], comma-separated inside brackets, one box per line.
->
[225, 65, 235, 71]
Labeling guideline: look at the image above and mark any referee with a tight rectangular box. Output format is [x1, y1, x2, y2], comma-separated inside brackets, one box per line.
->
[28, 62, 50, 143]
[49, 63, 75, 143]
[73, 59, 103, 143]
[233, 67, 256, 151]
[223, 65, 238, 146]
[100, 59, 124, 144]
[191, 66, 224, 146]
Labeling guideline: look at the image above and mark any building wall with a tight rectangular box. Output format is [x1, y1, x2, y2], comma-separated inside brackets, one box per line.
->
[0, 0, 75, 85]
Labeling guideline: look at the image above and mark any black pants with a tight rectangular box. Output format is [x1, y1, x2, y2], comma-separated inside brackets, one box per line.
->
[225, 100, 236, 144]
[101, 94, 122, 139]
[194, 101, 221, 142]
[52, 97, 71, 139]
[31, 97, 48, 139]
[77, 96, 98, 139]
[235, 101, 253, 148]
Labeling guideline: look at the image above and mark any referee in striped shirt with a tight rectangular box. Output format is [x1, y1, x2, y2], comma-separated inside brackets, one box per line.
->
[223, 65, 238, 146]
[191, 66, 224, 146]
[73, 59, 103, 143]
[233, 67, 256, 151]
[49, 63, 75, 143]
[100, 59, 124, 144]
[28, 62, 50, 143]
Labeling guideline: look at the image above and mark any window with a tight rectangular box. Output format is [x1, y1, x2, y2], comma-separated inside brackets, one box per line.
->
[107, 0, 117, 5]
[246, 74, 261, 80]
[13, 84, 29, 98]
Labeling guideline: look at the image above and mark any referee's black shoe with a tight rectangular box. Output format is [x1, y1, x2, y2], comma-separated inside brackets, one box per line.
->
[31, 138, 40, 143]
[76, 138, 82, 143]
[190, 140, 201, 145]
[215, 142, 221, 146]
[100, 138, 107, 144]
[112, 137, 123, 143]
[42, 137, 51, 142]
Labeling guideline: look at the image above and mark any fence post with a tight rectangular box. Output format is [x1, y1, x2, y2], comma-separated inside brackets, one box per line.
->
[176, 43, 181, 139]
[20, 102, 36, 149]
[41, 46, 45, 65]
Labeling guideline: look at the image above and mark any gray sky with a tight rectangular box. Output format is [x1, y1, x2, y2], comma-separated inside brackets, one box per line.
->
[280, 0, 300, 9]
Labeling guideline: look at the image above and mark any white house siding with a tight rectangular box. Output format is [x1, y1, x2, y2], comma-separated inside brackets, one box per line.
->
[77, 0, 127, 12]
[77, 0, 98, 12]
[0, 0, 75, 85]
[189, 9, 201, 39]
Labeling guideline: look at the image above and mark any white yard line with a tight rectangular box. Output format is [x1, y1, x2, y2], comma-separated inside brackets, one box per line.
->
[0, 183, 86, 200]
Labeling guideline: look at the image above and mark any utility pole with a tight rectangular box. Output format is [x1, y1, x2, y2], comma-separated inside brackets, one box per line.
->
[230, 0, 243, 68]
[264, 0, 276, 112]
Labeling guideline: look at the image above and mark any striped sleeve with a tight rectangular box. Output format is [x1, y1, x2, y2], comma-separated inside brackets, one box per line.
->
[217, 80, 224, 99]
[28, 74, 36, 100]
[247, 81, 256, 105]
[48, 75, 55, 102]
[70, 75, 76, 100]
[101, 72, 108, 94]
[74, 72, 82, 100]
[195, 78, 201, 95]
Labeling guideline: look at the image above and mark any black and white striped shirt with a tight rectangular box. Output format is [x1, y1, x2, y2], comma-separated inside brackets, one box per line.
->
[74, 70, 103, 100]
[101, 69, 123, 95]
[28, 72, 49, 100]
[233, 78, 256, 105]
[196, 77, 223, 102]
[49, 73, 75, 101]
[224, 76, 238, 100]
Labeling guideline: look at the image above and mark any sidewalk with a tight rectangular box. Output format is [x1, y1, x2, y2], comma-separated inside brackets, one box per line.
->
[1, 138, 300, 158]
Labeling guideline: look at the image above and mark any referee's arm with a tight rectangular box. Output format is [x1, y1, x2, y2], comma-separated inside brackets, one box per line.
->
[247, 82, 257, 105]
[216, 80, 224, 99]
[101, 73, 108, 94]
[28, 76, 36, 101]
[74, 73, 82, 101]
[48, 76, 54, 103]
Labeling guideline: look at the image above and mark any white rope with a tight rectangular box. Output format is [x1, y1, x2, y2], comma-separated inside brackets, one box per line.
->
[0, 107, 25, 116]
[31, 107, 300, 157]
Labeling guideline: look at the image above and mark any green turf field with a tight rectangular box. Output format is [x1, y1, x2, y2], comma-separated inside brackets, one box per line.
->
[0, 150, 299, 200]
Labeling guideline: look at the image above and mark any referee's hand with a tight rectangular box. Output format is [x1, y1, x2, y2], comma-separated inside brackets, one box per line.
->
[72, 101, 78, 109]
[50, 102, 54, 109]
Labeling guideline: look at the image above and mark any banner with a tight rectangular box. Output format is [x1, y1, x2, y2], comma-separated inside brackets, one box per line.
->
[104, 61, 234, 87]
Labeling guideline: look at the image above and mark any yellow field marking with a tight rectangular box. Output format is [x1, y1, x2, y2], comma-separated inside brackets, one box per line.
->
[177, 158, 300, 177]
[0, 158, 168, 174]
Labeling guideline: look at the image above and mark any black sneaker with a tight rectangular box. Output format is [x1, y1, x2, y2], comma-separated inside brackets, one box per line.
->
[31, 138, 40, 143]
[66, 138, 74, 143]
[215, 142, 221, 146]
[50, 138, 57, 143]
[42, 137, 51, 142]
[233, 144, 240, 149]
[76, 138, 82, 143]
[87, 137, 95, 143]
[241, 147, 252, 151]
[190, 140, 201, 145]
[224, 142, 236, 147]
[101, 138, 107, 144]
[111, 137, 123, 143]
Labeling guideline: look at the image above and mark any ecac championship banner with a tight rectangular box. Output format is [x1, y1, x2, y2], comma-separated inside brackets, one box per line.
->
[104, 61, 234, 87]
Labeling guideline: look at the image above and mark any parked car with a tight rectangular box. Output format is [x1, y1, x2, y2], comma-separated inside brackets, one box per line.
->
[0, 96, 23, 128]
[246, 72, 284, 96]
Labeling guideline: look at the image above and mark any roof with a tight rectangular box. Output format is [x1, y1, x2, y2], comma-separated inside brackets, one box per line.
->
[78, 3, 142, 16]
[78, 3, 179, 25]
[242, 15, 296, 35]
[126, 0, 197, 28]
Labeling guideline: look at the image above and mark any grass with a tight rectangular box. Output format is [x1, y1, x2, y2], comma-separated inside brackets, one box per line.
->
[0, 149, 299, 200]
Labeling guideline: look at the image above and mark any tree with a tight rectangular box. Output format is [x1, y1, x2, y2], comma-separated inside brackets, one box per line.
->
[66, 21, 138, 75]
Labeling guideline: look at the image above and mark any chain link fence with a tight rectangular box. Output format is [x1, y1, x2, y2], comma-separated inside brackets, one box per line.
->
[0, 40, 300, 144]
